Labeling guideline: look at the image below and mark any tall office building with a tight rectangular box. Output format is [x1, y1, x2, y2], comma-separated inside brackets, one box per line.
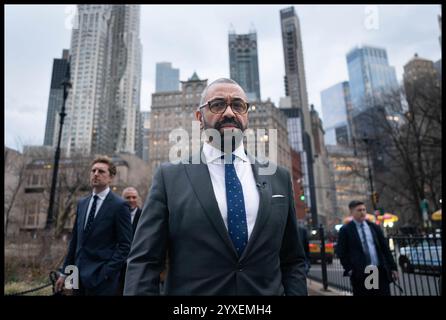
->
[320, 81, 354, 146]
[141, 110, 151, 162]
[61, 5, 142, 156]
[155, 62, 180, 92]
[43, 49, 70, 146]
[327, 145, 369, 224]
[280, 7, 311, 131]
[228, 31, 261, 101]
[346, 45, 398, 114]
[280, 6, 318, 228]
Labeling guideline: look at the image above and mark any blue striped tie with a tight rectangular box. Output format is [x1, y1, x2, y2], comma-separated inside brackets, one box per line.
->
[225, 154, 248, 256]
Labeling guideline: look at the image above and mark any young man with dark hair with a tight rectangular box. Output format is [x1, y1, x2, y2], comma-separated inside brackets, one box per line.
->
[337, 200, 398, 295]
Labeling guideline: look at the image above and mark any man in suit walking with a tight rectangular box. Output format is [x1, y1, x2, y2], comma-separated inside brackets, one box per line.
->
[337, 200, 398, 296]
[124, 78, 307, 296]
[122, 187, 142, 236]
[55, 156, 132, 296]
[118, 186, 142, 294]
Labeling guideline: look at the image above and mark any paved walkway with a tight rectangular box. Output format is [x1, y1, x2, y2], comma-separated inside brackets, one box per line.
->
[307, 278, 352, 296]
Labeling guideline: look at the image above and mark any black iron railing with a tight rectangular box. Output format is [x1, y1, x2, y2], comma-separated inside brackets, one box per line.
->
[307, 228, 442, 296]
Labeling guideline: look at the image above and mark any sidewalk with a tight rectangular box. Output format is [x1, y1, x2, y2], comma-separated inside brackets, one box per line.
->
[307, 278, 352, 296]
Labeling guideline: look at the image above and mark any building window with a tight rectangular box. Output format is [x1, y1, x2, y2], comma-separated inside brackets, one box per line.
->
[24, 201, 41, 227]
[31, 174, 39, 186]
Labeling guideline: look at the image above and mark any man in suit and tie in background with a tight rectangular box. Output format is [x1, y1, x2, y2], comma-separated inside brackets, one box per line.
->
[122, 187, 142, 236]
[118, 186, 142, 294]
[337, 200, 398, 296]
[55, 156, 132, 296]
[124, 78, 307, 296]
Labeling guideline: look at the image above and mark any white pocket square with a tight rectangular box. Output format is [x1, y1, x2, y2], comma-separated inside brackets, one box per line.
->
[272, 194, 285, 198]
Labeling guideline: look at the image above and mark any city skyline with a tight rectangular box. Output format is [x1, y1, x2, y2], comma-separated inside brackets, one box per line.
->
[5, 5, 441, 151]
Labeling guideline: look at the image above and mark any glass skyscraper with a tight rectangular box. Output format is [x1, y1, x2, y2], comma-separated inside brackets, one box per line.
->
[346, 45, 398, 114]
[320, 81, 353, 146]
[43, 49, 70, 147]
[155, 62, 179, 92]
[228, 31, 261, 101]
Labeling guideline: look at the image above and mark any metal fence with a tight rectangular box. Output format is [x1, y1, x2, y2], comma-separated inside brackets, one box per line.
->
[307, 229, 442, 296]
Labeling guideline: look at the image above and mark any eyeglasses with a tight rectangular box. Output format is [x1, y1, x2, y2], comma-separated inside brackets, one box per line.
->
[199, 98, 249, 114]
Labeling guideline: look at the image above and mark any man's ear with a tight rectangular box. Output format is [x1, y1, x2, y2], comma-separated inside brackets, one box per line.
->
[195, 110, 203, 129]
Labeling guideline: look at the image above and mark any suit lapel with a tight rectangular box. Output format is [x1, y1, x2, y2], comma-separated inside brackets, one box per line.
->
[184, 160, 238, 257]
[82, 191, 113, 243]
[78, 196, 91, 241]
[133, 208, 142, 228]
[349, 221, 363, 252]
[240, 160, 272, 260]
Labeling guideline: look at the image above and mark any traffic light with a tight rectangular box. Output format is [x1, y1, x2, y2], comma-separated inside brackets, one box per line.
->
[372, 192, 379, 205]
[300, 193, 305, 201]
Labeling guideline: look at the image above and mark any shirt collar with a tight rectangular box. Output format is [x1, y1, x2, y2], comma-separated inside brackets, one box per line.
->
[203, 142, 249, 164]
[353, 219, 366, 228]
[93, 186, 110, 201]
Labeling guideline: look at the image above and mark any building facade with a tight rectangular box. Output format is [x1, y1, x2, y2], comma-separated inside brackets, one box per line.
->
[141, 110, 151, 162]
[327, 145, 369, 228]
[228, 31, 261, 101]
[247, 99, 292, 174]
[149, 73, 207, 174]
[310, 105, 337, 229]
[61, 5, 142, 156]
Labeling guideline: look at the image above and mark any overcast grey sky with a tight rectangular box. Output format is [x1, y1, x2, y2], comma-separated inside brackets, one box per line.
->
[5, 4, 441, 151]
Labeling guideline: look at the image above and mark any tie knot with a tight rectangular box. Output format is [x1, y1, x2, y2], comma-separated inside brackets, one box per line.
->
[93, 195, 99, 201]
[221, 154, 236, 162]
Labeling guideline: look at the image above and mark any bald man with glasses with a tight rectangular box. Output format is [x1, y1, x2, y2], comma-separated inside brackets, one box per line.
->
[124, 78, 307, 296]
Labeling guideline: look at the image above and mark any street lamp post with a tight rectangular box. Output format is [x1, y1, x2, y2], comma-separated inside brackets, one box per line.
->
[45, 63, 71, 230]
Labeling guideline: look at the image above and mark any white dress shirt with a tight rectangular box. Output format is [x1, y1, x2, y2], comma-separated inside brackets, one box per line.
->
[353, 219, 380, 266]
[203, 142, 260, 240]
[130, 207, 138, 224]
[84, 187, 110, 229]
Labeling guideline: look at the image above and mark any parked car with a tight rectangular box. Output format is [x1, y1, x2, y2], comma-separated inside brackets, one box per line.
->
[309, 239, 334, 264]
[398, 240, 442, 275]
